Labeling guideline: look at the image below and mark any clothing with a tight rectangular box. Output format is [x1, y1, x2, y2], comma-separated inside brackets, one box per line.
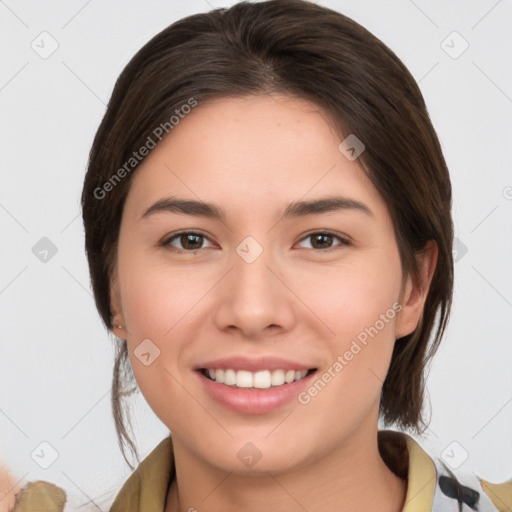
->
[10, 481, 66, 512]
[109, 429, 511, 512]
[11, 430, 512, 511]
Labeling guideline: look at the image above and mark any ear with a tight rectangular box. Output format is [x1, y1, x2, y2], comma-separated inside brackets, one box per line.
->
[109, 271, 127, 339]
[395, 241, 438, 339]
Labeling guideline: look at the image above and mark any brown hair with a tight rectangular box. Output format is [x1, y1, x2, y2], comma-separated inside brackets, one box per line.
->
[81, 0, 453, 469]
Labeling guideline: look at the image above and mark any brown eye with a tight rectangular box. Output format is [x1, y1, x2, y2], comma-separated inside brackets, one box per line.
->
[163, 231, 213, 252]
[297, 232, 349, 251]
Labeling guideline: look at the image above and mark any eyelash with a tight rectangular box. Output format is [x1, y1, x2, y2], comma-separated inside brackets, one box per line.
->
[161, 230, 350, 253]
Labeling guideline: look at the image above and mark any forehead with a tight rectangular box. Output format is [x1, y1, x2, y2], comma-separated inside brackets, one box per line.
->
[124, 94, 388, 222]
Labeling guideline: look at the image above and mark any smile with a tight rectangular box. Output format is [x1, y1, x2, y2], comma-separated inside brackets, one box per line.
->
[197, 367, 319, 414]
[201, 368, 316, 389]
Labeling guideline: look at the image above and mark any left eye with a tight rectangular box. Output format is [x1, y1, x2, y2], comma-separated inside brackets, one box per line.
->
[296, 232, 349, 251]
[162, 231, 349, 252]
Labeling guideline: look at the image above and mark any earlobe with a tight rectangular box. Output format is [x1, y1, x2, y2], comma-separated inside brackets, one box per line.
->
[109, 275, 127, 339]
[111, 320, 126, 340]
[395, 241, 438, 339]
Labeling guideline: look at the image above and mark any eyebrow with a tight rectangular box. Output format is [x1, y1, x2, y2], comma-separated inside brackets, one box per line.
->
[140, 195, 373, 221]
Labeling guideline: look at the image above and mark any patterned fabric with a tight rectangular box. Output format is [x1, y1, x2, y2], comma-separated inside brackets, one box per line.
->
[430, 456, 511, 512]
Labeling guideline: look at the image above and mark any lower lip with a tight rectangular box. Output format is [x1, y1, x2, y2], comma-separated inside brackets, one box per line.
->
[196, 370, 317, 414]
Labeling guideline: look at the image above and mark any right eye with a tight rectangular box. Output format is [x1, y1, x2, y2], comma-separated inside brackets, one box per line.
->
[162, 231, 215, 253]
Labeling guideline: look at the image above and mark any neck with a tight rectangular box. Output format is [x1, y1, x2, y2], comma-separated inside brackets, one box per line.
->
[165, 422, 407, 512]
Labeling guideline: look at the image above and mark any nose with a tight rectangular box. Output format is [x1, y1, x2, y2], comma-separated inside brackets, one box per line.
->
[213, 241, 296, 341]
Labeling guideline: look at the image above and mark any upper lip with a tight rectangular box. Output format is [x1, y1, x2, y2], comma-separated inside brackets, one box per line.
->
[194, 356, 317, 372]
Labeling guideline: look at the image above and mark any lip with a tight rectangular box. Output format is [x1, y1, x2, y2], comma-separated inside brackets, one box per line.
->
[196, 368, 318, 414]
[194, 355, 316, 372]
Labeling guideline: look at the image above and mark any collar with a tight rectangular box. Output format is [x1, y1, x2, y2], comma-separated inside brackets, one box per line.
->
[110, 436, 174, 512]
[109, 429, 439, 512]
[379, 429, 437, 511]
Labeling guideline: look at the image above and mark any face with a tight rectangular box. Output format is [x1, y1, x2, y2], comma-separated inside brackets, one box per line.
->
[110, 94, 431, 474]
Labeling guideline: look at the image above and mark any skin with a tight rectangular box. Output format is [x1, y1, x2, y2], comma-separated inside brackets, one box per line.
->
[0, 464, 20, 511]
[110, 94, 437, 512]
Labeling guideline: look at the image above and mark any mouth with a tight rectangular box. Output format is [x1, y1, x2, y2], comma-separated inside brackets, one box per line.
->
[194, 355, 320, 414]
[196, 366, 318, 414]
[198, 367, 317, 390]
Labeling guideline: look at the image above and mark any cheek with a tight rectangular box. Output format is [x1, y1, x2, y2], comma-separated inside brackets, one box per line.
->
[295, 251, 403, 396]
[119, 255, 213, 340]
[118, 262, 206, 429]
[295, 274, 402, 426]
[296, 251, 403, 340]
[116, 251, 211, 401]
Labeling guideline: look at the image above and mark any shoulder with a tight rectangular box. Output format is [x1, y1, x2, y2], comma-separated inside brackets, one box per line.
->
[380, 430, 512, 512]
[110, 435, 174, 512]
[11, 481, 66, 512]
[429, 455, 512, 512]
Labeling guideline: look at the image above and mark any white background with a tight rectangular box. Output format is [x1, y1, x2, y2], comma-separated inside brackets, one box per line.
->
[1, 0, 511, 510]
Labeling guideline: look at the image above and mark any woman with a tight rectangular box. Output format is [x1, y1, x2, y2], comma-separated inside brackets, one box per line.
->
[11, 0, 511, 510]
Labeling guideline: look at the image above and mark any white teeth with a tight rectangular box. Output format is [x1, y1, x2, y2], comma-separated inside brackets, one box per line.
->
[271, 369, 285, 386]
[204, 368, 311, 388]
[224, 369, 237, 386]
[285, 369, 296, 383]
[236, 370, 253, 388]
[253, 370, 271, 389]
